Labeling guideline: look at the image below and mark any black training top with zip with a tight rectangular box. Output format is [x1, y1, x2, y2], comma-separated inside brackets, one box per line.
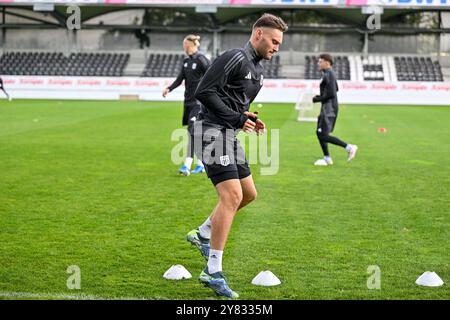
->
[313, 68, 339, 118]
[168, 51, 211, 104]
[194, 42, 264, 130]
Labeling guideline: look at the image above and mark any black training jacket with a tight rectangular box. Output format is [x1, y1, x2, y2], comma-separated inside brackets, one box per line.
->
[313, 68, 339, 118]
[195, 42, 264, 130]
[168, 51, 211, 104]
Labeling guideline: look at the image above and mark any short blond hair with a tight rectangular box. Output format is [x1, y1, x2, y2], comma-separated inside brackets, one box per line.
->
[184, 34, 201, 47]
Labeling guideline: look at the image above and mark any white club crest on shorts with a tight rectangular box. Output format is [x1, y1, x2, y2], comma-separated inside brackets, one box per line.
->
[220, 155, 230, 167]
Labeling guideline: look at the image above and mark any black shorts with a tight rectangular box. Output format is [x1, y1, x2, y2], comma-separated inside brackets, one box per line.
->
[193, 123, 251, 186]
[183, 101, 202, 133]
[317, 114, 337, 135]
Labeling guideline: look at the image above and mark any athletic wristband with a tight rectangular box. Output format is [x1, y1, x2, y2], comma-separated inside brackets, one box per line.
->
[248, 111, 259, 123]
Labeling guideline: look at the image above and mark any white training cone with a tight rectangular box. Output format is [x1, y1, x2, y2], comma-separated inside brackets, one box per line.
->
[163, 265, 192, 280]
[415, 271, 444, 287]
[251, 271, 281, 286]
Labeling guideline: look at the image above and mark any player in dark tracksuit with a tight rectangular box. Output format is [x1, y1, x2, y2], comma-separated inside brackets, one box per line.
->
[163, 35, 211, 176]
[192, 43, 265, 185]
[184, 14, 288, 299]
[313, 53, 358, 166]
[0, 77, 11, 100]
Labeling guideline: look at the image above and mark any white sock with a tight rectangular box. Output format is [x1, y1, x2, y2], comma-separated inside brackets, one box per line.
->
[324, 156, 332, 162]
[197, 159, 204, 167]
[207, 249, 223, 274]
[345, 144, 352, 152]
[198, 216, 211, 239]
[184, 157, 193, 169]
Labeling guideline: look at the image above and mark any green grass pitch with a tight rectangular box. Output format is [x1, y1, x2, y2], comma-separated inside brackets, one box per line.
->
[0, 99, 449, 300]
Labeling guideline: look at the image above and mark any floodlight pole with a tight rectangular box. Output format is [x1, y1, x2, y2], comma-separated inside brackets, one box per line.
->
[212, 30, 219, 58]
[438, 11, 442, 58]
[69, 29, 78, 54]
[361, 6, 383, 58]
[195, 5, 219, 58]
[1, 7, 5, 48]
[362, 31, 369, 58]
[363, 31, 369, 58]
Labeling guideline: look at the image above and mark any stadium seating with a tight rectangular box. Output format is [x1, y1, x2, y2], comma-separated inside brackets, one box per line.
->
[66, 53, 129, 77]
[304, 55, 350, 80]
[0, 51, 130, 77]
[362, 56, 384, 81]
[141, 53, 185, 77]
[0, 50, 445, 82]
[141, 53, 282, 79]
[394, 56, 443, 81]
[304, 54, 444, 82]
[261, 55, 281, 78]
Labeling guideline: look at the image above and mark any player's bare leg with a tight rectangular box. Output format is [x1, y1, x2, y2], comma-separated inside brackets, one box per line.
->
[188, 174, 256, 262]
[210, 179, 242, 251]
[198, 179, 243, 298]
[238, 175, 257, 210]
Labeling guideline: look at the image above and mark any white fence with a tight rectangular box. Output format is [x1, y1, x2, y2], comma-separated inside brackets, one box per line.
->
[2, 76, 450, 105]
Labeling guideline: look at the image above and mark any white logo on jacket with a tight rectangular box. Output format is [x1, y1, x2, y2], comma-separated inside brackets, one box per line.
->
[245, 72, 252, 80]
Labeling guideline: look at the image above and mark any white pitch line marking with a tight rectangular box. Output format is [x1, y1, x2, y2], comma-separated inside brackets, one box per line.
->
[0, 291, 148, 300]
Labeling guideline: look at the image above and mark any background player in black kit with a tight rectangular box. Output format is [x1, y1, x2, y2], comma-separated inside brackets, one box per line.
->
[313, 53, 358, 166]
[163, 34, 211, 175]
[185, 14, 288, 299]
[0, 77, 11, 101]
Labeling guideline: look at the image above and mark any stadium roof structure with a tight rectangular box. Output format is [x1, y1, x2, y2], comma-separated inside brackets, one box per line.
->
[0, 0, 449, 34]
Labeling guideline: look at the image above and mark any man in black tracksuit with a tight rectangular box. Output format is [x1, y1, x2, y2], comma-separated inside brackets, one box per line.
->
[313, 53, 358, 166]
[185, 14, 288, 299]
[163, 35, 211, 175]
[0, 77, 11, 100]
[193, 42, 264, 184]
